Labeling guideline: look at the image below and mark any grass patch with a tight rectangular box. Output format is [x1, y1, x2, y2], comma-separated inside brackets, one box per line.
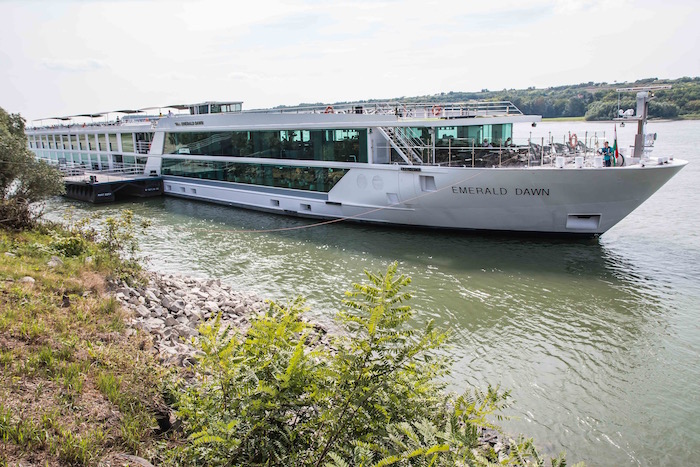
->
[0, 227, 169, 466]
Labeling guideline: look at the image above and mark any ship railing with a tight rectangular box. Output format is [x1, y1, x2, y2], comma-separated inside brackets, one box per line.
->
[379, 127, 425, 164]
[377, 134, 621, 168]
[28, 118, 158, 131]
[135, 141, 152, 154]
[57, 161, 147, 179]
[376, 127, 415, 165]
[244, 101, 523, 118]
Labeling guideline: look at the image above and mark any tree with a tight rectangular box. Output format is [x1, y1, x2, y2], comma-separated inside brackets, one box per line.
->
[0, 107, 64, 229]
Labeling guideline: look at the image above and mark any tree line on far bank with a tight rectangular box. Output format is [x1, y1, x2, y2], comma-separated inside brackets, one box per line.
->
[338, 77, 700, 121]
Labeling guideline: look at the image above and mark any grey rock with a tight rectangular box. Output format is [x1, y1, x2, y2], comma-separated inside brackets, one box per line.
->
[161, 295, 174, 309]
[112, 453, 155, 467]
[19, 276, 35, 285]
[47, 256, 64, 268]
[204, 301, 219, 313]
[144, 317, 165, 331]
[145, 288, 159, 302]
[136, 305, 151, 318]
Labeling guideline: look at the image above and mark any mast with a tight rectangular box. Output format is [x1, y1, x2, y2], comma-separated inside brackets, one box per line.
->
[615, 85, 671, 158]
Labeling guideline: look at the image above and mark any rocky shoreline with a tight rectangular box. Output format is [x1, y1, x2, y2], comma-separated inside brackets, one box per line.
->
[113, 271, 268, 367]
[113, 270, 513, 462]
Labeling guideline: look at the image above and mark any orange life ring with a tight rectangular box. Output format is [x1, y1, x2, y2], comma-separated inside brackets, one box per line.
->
[431, 105, 443, 116]
[324, 105, 334, 114]
[569, 133, 578, 148]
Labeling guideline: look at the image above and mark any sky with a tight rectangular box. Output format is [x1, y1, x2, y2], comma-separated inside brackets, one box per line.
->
[1, 0, 699, 123]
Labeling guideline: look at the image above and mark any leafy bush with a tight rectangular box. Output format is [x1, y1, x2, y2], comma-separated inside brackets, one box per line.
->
[94, 209, 151, 284]
[50, 234, 90, 257]
[171, 263, 564, 466]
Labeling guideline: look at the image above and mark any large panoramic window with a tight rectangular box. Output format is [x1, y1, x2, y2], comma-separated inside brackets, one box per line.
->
[120, 133, 134, 153]
[161, 159, 348, 193]
[163, 129, 368, 163]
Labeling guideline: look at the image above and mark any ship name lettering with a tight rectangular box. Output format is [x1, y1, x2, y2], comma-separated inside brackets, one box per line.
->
[515, 188, 550, 196]
[175, 121, 205, 126]
[451, 186, 508, 195]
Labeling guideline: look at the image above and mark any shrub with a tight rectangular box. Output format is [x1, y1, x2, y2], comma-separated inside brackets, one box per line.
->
[171, 263, 562, 466]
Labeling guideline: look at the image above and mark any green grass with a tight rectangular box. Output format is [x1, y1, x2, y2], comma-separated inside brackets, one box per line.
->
[0, 227, 171, 466]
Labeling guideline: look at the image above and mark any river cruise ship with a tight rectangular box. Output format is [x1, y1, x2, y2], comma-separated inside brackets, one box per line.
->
[26, 88, 686, 235]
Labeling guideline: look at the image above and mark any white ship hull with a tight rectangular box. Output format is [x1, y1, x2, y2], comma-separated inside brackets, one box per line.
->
[161, 159, 686, 235]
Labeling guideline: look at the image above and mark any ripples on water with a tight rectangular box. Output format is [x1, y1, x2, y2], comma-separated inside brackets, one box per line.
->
[44, 121, 700, 466]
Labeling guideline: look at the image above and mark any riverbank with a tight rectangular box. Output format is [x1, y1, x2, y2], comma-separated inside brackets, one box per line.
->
[0, 225, 552, 466]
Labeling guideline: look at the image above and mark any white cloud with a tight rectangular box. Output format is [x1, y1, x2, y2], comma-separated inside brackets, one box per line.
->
[0, 0, 698, 121]
[40, 58, 107, 72]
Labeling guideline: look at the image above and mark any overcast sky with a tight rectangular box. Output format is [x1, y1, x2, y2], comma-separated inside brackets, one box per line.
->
[1, 0, 699, 123]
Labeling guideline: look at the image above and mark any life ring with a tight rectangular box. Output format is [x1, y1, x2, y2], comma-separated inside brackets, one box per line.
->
[431, 105, 443, 116]
[569, 133, 578, 148]
[324, 105, 334, 114]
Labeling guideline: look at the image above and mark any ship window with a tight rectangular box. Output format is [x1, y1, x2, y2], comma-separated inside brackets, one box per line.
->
[108, 134, 118, 151]
[436, 127, 457, 139]
[121, 133, 134, 153]
[163, 128, 367, 163]
[98, 134, 107, 151]
[161, 158, 348, 193]
[221, 103, 241, 113]
[135, 133, 154, 154]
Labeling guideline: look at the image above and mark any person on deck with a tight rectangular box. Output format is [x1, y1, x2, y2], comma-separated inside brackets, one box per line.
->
[600, 141, 613, 167]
